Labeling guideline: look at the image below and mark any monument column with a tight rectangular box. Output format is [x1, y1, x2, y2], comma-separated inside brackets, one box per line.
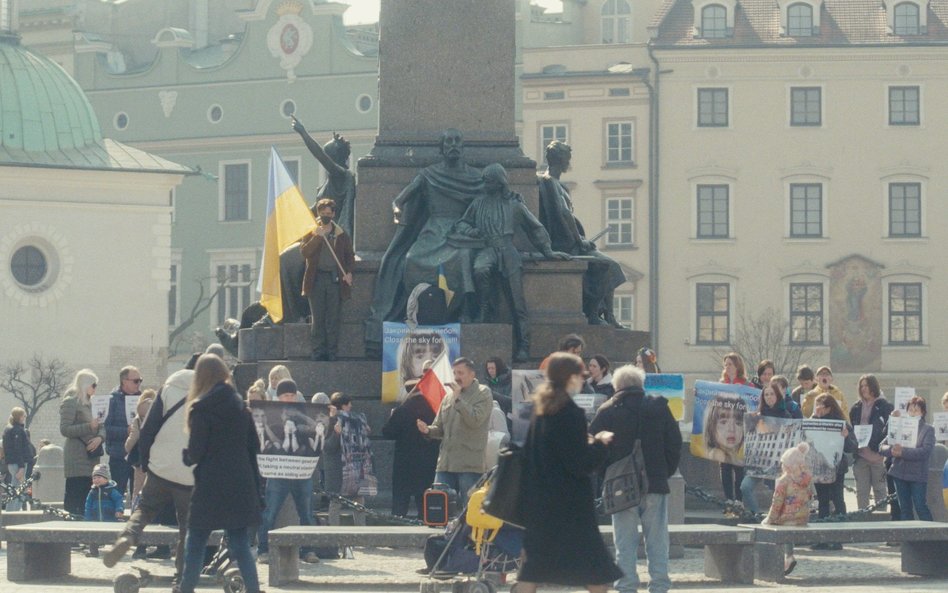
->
[356, 0, 536, 254]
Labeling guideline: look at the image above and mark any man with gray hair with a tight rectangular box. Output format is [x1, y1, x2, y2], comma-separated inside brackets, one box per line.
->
[590, 364, 681, 593]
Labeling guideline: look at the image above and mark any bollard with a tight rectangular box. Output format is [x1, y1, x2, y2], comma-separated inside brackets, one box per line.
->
[927, 443, 948, 522]
[31, 444, 65, 505]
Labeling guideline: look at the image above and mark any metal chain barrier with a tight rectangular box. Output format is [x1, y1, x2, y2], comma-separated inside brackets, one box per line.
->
[312, 486, 428, 527]
[0, 473, 83, 521]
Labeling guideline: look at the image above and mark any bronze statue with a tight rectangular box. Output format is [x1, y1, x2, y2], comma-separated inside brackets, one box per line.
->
[538, 141, 626, 327]
[291, 117, 356, 237]
[451, 164, 569, 361]
[364, 129, 484, 356]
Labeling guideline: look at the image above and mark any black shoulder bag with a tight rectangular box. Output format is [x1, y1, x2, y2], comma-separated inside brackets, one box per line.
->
[601, 397, 649, 514]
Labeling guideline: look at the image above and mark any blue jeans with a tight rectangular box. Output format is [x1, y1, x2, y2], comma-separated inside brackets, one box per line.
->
[179, 526, 259, 593]
[611, 493, 671, 593]
[739, 476, 775, 514]
[893, 477, 932, 521]
[434, 471, 481, 509]
[257, 477, 314, 555]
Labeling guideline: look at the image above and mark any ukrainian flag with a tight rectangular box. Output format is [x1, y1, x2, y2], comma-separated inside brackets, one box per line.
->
[437, 263, 454, 306]
[258, 147, 316, 323]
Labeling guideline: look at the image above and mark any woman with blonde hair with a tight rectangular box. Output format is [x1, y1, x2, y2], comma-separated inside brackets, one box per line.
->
[517, 353, 620, 593]
[59, 369, 105, 516]
[179, 354, 262, 593]
[266, 365, 292, 400]
[2, 406, 34, 511]
[246, 379, 266, 402]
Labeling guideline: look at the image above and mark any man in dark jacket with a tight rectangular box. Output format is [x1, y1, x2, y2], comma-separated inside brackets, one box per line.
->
[590, 364, 682, 593]
[849, 375, 895, 512]
[105, 365, 142, 495]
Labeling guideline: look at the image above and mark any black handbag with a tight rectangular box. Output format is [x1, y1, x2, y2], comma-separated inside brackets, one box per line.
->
[601, 401, 649, 514]
[86, 441, 104, 459]
[482, 443, 526, 528]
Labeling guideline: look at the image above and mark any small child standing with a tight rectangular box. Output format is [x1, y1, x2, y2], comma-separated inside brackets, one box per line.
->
[85, 464, 124, 521]
[761, 442, 813, 576]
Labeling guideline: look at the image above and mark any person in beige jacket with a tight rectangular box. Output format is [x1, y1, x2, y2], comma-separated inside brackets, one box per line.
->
[801, 366, 847, 418]
[417, 357, 492, 506]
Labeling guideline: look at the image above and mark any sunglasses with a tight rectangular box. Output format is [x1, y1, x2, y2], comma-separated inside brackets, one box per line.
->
[127, 378, 143, 384]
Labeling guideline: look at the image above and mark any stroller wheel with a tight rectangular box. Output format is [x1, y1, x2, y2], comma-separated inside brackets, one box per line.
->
[222, 567, 245, 593]
[419, 581, 442, 593]
[468, 581, 495, 593]
[113, 572, 140, 593]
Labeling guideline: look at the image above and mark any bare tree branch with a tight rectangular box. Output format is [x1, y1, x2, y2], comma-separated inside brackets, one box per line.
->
[712, 302, 811, 380]
[168, 276, 228, 346]
[0, 355, 71, 428]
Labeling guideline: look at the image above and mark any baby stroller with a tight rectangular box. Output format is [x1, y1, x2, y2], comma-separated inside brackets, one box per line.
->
[420, 470, 523, 593]
[113, 535, 243, 593]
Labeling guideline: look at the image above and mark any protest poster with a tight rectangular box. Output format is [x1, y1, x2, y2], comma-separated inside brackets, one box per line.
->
[90, 394, 109, 423]
[743, 416, 803, 479]
[381, 322, 461, 403]
[933, 412, 948, 442]
[690, 381, 760, 466]
[250, 400, 329, 479]
[854, 424, 873, 449]
[125, 395, 139, 425]
[889, 415, 920, 448]
[893, 387, 915, 413]
[645, 373, 685, 421]
[801, 419, 845, 484]
[510, 369, 545, 445]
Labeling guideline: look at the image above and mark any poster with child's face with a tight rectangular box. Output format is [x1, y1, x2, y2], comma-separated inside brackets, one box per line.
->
[690, 380, 760, 466]
[381, 322, 461, 403]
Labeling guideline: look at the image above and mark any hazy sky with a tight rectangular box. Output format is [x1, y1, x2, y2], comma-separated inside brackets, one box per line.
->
[340, 0, 564, 25]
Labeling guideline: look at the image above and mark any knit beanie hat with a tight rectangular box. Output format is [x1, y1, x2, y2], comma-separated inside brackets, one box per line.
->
[311, 392, 330, 405]
[93, 464, 111, 480]
[780, 442, 810, 469]
[276, 379, 298, 397]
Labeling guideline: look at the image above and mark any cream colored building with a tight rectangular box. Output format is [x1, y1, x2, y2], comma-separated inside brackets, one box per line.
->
[647, 0, 948, 402]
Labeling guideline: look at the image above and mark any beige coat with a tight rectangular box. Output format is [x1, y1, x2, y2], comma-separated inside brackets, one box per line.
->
[59, 392, 106, 479]
[426, 379, 493, 473]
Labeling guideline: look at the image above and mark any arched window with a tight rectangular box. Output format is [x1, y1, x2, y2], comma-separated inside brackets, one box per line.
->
[701, 5, 728, 38]
[894, 2, 920, 35]
[601, 0, 632, 44]
[787, 3, 814, 36]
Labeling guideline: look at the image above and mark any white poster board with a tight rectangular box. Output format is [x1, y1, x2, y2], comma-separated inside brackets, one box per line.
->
[854, 424, 873, 449]
[893, 387, 915, 413]
[125, 395, 139, 425]
[90, 394, 109, 423]
[890, 415, 920, 448]
[933, 412, 948, 442]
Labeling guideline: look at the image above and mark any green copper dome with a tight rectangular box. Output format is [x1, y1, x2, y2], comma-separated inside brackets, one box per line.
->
[0, 39, 102, 154]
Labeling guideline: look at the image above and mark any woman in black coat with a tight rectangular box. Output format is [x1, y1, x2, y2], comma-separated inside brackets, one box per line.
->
[178, 355, 262, 593]
[382, 390, 439, 517]
[517, 353, 622, 593]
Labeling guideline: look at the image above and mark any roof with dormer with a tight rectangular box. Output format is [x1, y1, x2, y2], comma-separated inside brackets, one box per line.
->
[651, 0, 948, 47]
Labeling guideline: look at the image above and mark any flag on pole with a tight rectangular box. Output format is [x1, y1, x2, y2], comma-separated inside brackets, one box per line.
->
[416, 351, 454, 414]
[258, 147, 316, 323]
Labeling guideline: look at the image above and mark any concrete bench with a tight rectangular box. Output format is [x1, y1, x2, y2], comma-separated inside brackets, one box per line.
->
[267, 523, 757, 586]
[4, 520, 222, 582]
[743, 520, 948, 581]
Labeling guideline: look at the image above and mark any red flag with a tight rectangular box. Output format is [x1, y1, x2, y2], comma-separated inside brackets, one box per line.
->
[417, 368, 446, 414]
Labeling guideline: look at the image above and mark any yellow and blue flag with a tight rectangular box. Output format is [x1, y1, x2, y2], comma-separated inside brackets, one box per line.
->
[258, 147, 316, 323]
[437, 263, 454, 306]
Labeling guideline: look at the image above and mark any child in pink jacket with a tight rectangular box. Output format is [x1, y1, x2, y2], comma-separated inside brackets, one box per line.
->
[761, 442, 814, 576]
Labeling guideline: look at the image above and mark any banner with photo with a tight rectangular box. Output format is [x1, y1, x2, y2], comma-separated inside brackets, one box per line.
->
[893, 387, 915, 414]
[645, 374, 685, 421]
[743, 415, 803, 480]
[933, 412, 948, 442]
[91, 394, 109, 423]
[888, 415, 920, 448]
[250, 401, 330, 480]
[381, 322, 461, 403]
[690, 381, 761, 466]
[801, 419, 846, 484]
[510, 369, 545, 445]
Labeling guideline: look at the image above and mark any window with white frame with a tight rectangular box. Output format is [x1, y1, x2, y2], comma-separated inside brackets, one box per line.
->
[696, 184, 729, 239]
[221, 162, 250, 221]
[606, 198, 634, 246]
[613, 293, 634, 329]
[790, 87, 821, 126]
[701, 5, 729, 38]
[168, 253, 182, 328]
[889, 182, 921, 237]
[696, 283, 730, 345]
[697, 88, 728, 127]
[284, 157, 301, 186]
[893, 2, 921, 35]
[789, 282, 823, 345]
[787, 3, 814, 36]
[601, 0, 632, 44]
[889, 86, 920, 126]
[606, 121, 634, 164]
[789, 183, 822, 237]
[888, 282, 922, 344]
[540, 124, 568, 160]
[210, 252, 257, 327]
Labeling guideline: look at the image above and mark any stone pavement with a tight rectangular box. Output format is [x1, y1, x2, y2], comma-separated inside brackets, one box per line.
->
[2, 539, 948, 593]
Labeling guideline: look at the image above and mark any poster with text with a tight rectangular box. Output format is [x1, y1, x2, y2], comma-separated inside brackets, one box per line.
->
[743, 415, 803, 479]
[893, 387, 915, 413]
[802, 418, 845, 484]
[933, 412, 948, 442]
[854, 424, 873, 448]
[381, 322, 461, 403]
[510, 369, 545, 445]
[690, 381, 761, 466]
[90, 394, 109, 423]
[889, 415, 920, 448]
[125, 395, 139, 425]
[250, 400, 330, 479]
[645, 374, 685, 421]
